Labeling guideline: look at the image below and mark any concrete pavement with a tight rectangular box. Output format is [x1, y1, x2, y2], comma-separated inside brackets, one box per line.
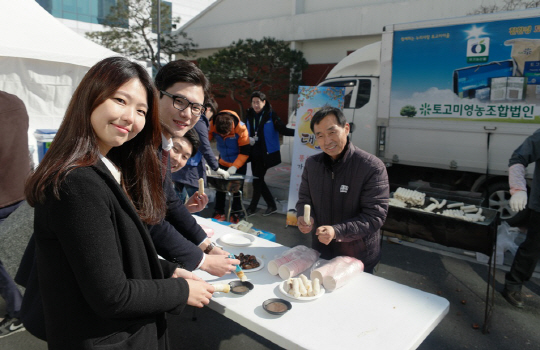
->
[1, 162, 540, 349]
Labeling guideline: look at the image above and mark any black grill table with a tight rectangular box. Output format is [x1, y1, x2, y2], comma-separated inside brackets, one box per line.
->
[382, 187, 499, 333]
[207, 175, 256, 222]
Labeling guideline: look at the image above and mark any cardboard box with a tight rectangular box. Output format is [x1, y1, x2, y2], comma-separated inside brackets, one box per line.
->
[506, 77, 526, 100]
[490, 77, 507, 101]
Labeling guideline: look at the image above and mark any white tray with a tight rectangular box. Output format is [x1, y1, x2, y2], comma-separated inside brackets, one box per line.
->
[218, 232, 256, 247]
[279, 280, 325, 301]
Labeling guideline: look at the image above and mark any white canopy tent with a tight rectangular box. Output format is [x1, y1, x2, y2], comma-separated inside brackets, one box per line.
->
[0, 0, 120, 163]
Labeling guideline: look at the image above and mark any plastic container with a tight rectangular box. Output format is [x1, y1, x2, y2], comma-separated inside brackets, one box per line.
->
[34, 129, 57, 162]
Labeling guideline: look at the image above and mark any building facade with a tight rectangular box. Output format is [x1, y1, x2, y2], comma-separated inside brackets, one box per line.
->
[35, 0, 216, 37]
[178, 0, 516, 119]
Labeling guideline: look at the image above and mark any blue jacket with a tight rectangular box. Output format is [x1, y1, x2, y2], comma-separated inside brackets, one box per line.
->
[246, 106, 294, 169]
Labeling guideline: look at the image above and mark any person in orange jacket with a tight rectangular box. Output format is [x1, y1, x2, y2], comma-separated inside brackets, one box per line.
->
[208, 110, 250, 223]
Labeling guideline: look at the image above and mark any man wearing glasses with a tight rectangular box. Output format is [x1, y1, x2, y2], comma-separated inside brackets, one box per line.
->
[151, 60, 240, 277]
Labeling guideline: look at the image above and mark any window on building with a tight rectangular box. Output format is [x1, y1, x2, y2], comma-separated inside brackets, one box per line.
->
[152, 0, 173, 34]
[36, 0, 127, 28]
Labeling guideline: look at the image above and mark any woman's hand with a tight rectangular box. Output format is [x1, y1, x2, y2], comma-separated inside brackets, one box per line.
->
[171, 268, 202, 281]
[186, 280, 214, 308]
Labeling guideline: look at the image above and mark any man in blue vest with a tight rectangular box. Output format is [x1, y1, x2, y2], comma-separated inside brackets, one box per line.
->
[245, 91, 294, 216]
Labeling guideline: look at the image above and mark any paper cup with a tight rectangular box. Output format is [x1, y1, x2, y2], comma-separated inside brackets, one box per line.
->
[267, 252, 300, 275]
[323, 276, 338, 291]
[278, 258, 314, 280]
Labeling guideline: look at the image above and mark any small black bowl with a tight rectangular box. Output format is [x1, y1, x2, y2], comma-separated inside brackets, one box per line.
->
[228, 280, 254, 295]
[262, 298, 292, 315]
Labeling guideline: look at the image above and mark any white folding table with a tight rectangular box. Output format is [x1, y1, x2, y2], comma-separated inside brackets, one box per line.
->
[194, 216, 449, 350]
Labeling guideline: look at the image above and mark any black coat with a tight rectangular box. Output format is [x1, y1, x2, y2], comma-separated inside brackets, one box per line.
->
[31, 161, 189, 349]
[296, 142, 389, 273]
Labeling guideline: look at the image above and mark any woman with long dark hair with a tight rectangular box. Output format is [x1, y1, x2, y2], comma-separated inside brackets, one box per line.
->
[25, 57, 213, 349]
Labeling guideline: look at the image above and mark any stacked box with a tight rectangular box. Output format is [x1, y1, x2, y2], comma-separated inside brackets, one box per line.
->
[490, 77, 508, 101]
[506, 77, 526, 100]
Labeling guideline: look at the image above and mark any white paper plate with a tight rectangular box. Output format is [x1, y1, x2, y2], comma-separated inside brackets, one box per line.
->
[218, 233, 256, 247]
[279, 280, 325, 301]
[241, 257, 264, 273]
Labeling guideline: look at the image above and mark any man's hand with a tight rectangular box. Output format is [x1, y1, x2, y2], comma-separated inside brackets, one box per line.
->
[201, 238, 229, 256]
[227, 166, 237, 175]
[185, 191, 209, 213]
[186, 280, 214, 308]
[208, 245, 229, 256]
[200, 254, 240, 277]
[510, 191, 528, 212]
[316, 226, 335, 245]
[216, 168, 229, 179]
[297, 215, 313, 234]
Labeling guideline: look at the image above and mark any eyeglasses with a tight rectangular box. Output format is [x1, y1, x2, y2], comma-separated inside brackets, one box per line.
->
[160, 90, 206, 117]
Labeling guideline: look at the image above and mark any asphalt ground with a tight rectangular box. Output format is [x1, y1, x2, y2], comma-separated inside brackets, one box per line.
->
[1, 161, 540, 349]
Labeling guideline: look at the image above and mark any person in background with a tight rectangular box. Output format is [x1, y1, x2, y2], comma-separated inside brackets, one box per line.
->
[23, 56, 214, 348]
[0, 90, 31, 338]
[209, 110, 250, 223]
[502, 128, 540, 308]
[172, 96, 225, 203]
[245, 91, 294, 217]
[153, 60, 239, 276]
[170, 129, 209, 214]
[296, 106, 389, 274]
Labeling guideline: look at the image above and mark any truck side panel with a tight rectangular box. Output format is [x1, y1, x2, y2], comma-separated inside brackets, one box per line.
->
[381, 10, 540, 177]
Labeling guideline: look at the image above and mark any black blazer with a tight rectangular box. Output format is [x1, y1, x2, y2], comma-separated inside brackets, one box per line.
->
[32, 161, 189, 349]
[148, 147, 208, 271]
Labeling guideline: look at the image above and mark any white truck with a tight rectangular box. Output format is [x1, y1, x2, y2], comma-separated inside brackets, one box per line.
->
[318, 9, 540, 225]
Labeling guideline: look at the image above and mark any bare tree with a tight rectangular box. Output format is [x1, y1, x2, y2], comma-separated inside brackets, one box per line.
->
[198, 37, 308, 117]
[86, 0, 197, 71]
[469, 0, 540, 14]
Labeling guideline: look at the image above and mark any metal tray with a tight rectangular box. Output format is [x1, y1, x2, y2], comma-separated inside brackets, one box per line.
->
[207, 175, 245, 192]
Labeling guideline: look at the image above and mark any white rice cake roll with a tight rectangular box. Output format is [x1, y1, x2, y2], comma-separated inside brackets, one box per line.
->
[212, 284, 230, 293]
[389, 198, 407, 207]
[198, 178, 204, 195]
[299, 274, 312, 295]
[447, 202, 464, 209]
[461, 205, 477, 211]
[284, 278, 293, 293]
[312, 278, 321, 296]
[291, 278, 301, 298]
[297, 277, 307, 296]
[424, 203, 438, 213]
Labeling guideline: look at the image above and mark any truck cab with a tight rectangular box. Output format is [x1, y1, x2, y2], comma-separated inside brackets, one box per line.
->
[318, 42, 381, 156]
